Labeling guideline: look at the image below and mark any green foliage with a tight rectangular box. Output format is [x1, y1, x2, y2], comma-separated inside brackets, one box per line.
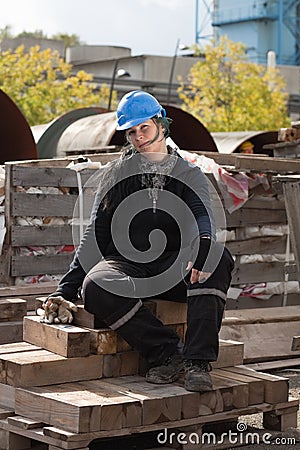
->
[51, 33, 82, 47]
[178, 36, 290, 132]
[0, 25, 13, 41]
[0, 45, 110, 125]
[16, 29, 47, 39]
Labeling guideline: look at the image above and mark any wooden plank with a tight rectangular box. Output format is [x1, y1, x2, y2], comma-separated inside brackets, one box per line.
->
[102, 351, 140, 377]
[11, 192, 78, 217]
[100, 376, 185, 425]
[226, 293, 300, 310]
[234, 155, 300, 173]
[223, 365, 289, 404]
[211, 340, 244, 369]
[213, 368, 264, 405]
[78, 379, 142, 429]
[226, 208, 287, 228]
[11, 253, 74, 277]
[49, 446, 89, 450]
[15, 380, 142, 433]
[227, 235, 286, 256]
[0, 342, 41, 355]
[246, 357, 300, 371]
[292, 336, 300, 351]
[11, 166, 97, 188]
[153, 300, 187, 325]
[0, 349, 103, 387]
[0, 321, 23, 345]
[23, 316, 91, 358]
[0, 284, 58, 298]
[0, 299, 27, 321]
[211, 373, 249, 409]
[234, 195, 285, 210]
[220, 321, 300, 361]
[7, 416, 44, 430]
[282, 180, 300, 271]
[223, 305, 300, 325]
[11, 225, 75, 247]
[232, 261, 299, 284]
[73, 305, 105, 329]
[0, 383, 15, 409]
[0, 407, 14, 419]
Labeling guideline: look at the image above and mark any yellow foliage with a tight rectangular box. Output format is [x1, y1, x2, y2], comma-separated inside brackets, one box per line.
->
[178, 36, 290, 132]
[0, 45, 111, 125]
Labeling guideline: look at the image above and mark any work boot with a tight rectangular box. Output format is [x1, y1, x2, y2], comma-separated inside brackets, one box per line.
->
[184, 359, 213, 392]
[146, 350, 184, 384]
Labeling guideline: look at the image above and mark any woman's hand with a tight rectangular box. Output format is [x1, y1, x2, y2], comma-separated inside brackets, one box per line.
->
[186, 261, 211, 284]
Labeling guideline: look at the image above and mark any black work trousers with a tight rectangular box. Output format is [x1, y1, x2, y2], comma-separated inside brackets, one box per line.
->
[82, 247, 234, 366]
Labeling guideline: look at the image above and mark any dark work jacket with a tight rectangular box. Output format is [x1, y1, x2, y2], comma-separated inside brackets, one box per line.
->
[53, 152, 216, 300]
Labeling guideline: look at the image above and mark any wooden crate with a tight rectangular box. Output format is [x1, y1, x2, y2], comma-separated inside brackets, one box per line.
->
[2, 158, 100, 285]
[1, 153, 300, 309]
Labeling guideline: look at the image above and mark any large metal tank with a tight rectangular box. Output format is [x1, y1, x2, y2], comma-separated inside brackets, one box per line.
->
[34, 105, 218, 158]
[0, 89, 37, 164]
[212, 131, 279, 156]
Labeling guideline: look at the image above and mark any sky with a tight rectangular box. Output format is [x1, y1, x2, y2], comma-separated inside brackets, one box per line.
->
[1, 0, 213, 56]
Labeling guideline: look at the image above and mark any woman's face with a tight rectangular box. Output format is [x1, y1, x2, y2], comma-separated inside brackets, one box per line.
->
[126, 119, 167, 157]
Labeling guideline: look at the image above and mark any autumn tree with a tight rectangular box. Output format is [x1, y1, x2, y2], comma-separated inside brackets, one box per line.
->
[0, 45, 110, 125]
[51, 33, 82, 48]
[178, 36, 290, 132]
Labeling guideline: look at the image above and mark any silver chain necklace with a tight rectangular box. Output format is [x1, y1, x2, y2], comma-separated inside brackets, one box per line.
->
[139, 148, 178, 213]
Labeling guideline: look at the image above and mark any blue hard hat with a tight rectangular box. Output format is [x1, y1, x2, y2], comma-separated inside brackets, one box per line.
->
[116, 90, 166, 130]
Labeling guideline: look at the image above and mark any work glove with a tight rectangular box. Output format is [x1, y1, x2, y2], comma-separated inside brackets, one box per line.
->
[36, 296, 78, 324]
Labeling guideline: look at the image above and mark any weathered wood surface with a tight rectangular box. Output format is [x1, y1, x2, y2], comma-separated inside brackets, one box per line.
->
[0, 321, 23, 345]
[292, 336, 300, 351]
[11, 254, 74, 277]
[222, 366, 289, 404]
[23, 316, 91, 358]
[0, 284, 58, 298]
[11, 166, 97, 188]
[11, 192, 94, 217]
[2, 397, 299, 449]
[0, 349, 103, 387]
[223, 305, 300, 325]
[102, 352, 140, 377]
[12, 367, 290, 434]
[0, 382, 15, 409]
[221, 321, 300, 362]
[15, 380, 143, 433]
[282, 180, 300, 271]
[213, 368, 264, 405]
[221, 304, 300, 362]
[0, 299, 27, 321]
[11, 225, 74, 247]
[0, 342, 40, 354]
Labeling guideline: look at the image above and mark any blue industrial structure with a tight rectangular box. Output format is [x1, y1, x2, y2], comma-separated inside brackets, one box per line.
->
[196, 0, 300, 65]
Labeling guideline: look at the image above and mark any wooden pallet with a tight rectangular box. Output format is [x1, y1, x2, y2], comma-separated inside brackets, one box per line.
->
[0, 392, 297, 449]
[0, 298, 297, 449]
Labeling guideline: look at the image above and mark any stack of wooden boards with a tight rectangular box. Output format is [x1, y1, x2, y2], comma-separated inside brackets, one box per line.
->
[221, 305, 300, 364]
[0, 299, 298, 449]
[0, 284, 56, 345]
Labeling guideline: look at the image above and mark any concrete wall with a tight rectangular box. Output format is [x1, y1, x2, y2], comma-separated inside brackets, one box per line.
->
[1, 37, 65, 57]
[66, 45, 131, 64]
